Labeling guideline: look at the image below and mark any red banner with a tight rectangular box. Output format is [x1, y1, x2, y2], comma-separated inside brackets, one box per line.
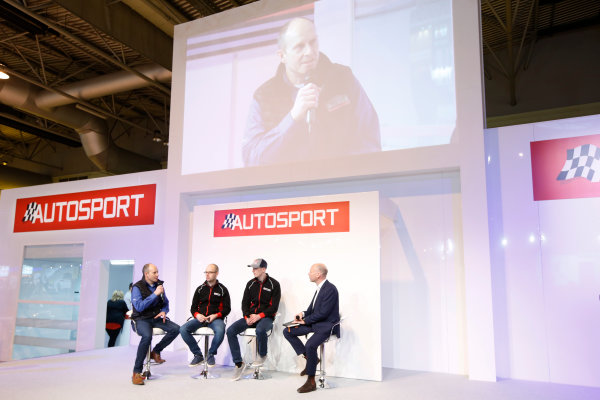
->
[14, 184, 156, 232]
[214, 201, 350, 237]
[531, 134, 600, 201]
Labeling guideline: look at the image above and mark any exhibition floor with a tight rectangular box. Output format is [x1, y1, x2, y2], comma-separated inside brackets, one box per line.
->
[0, 346, 598, 400]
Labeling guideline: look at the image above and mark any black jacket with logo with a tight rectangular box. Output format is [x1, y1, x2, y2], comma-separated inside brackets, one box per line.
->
[241, 274, 280, 318]
[189, 280, 231, 319]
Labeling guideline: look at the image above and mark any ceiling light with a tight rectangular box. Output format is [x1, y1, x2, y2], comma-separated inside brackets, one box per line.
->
[0, 64, 8, 80]
[152, 130, 162, 143]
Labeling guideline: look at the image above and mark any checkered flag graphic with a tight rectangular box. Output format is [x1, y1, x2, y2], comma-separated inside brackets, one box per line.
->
[556, 144, 600, 182]
[221, 213, 238, 229]
[22, 202, 39, 222]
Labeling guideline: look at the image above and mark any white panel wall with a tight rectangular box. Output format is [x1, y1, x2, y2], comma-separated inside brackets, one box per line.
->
[189, 192, 381, 381]
[485, 114, 600, 387]
[0, 170, 167, 361]
[163, 0, 493, 381]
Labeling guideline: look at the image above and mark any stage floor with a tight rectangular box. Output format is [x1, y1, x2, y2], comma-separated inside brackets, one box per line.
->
[0, 346, 598, 400]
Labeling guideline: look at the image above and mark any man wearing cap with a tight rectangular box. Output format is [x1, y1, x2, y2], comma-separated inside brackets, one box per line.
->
[226, 258, 281, 381]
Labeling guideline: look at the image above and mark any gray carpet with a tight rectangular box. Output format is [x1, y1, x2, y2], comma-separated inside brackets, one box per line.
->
[0, 346, 598, 400]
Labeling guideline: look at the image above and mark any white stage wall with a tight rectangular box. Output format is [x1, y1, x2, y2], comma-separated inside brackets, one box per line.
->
[187, 191, 381, 381]
[485, 114, 600, 387]
[164, 0, 493, 381]
[0, 170, 167, 361]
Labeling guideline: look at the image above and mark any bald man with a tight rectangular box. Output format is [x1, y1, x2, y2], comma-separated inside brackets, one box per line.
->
[242, 17, 380, 166]
[179, 263, 231, 367]
[130, 263, 180, 385]
[283, 263, 339, 393]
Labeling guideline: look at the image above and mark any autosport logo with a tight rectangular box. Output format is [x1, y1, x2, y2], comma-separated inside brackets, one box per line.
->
[214, 201, 350, 237]
[13, 184, 156, 232]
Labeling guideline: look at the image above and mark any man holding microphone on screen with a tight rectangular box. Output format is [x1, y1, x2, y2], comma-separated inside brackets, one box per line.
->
[243, 17, 380, 166]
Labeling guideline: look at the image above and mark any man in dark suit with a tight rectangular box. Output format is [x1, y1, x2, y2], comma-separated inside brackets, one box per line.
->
[283, 263, 339, 393]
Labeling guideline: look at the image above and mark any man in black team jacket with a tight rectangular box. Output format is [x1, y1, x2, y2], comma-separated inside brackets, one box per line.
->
[179, 263, 231, 367]
[227, 258, 281, 381]
[130, 263, 180, 385]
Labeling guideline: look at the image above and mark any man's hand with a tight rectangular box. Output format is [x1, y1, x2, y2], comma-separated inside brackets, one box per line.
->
[291, 83, 320, 121]
[206, 314, 218, 323]
[246, 314, 262, 325]
[294, 312, 305, 324]
[154, 311, 166, 323]
[154, 285, 164, 296]
[196, 314, 207, 323]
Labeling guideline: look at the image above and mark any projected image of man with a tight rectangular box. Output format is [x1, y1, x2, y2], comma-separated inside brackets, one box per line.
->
[242, 17, 380, 166]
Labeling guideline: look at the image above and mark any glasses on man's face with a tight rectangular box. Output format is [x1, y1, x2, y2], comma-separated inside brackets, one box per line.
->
[204, 271, 217, 274]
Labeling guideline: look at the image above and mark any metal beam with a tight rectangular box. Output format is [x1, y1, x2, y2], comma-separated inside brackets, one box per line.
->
[0, 110, 81, 147]
[52, 0, 174, 70]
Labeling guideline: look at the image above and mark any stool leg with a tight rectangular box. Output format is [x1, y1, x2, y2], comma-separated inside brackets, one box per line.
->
[144, 344, 152, 378]
[201, 336, 209, 378]
[318, 343, 325, 388]
[191, 335, 219, 379]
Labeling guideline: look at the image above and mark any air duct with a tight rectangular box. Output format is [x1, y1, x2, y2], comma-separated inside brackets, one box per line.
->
[0, 65, 170, 174]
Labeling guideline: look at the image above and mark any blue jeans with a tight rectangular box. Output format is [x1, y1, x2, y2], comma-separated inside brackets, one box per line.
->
[179, 318, 226, 357]
[226, 317, 273, 364]
[132, 317, 180, 373]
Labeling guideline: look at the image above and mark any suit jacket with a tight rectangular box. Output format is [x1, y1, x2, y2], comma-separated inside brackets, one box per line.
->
[303, 280, 340, 337]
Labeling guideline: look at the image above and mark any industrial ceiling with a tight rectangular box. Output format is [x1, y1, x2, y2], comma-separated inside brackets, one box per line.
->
[0, 0, 598, 186]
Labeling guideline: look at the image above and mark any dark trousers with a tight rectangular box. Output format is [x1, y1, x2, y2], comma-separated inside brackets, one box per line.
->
[106, 328, 121, 347]
[283, 325, 330, 376]
[226, 317, 273, 364]
[132, 318, 180, 373]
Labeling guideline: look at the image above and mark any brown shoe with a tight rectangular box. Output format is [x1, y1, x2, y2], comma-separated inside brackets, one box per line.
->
[132, 373, 145, 385]
[150, 351, 165, 364]
[297, 376, 317, 393]
[300, 357, 319, 376]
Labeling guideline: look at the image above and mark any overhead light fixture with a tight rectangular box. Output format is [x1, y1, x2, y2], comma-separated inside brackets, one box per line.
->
[0, 63, 9, 80]
[152, 130, 162, 143]
[110, 259, 135, 266]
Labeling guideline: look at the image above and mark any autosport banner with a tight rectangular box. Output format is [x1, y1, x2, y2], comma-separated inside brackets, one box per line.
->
[214, 201, 350, 237]
[530, 134, 600, 201]
[13, 184, 156, 232]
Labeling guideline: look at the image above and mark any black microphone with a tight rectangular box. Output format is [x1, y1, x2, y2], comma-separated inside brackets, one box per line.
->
[304, 76, 316, 131]
[157, 279, 164, 299]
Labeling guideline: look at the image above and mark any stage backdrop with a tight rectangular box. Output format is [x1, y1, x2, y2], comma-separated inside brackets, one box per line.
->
[188, 191, 381, 381]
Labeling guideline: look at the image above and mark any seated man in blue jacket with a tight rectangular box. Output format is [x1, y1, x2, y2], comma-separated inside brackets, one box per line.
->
[283, 263, 340, 393]
[130, 263, 180, 385]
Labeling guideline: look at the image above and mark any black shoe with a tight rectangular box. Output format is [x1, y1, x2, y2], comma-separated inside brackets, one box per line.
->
[189, 354, 204, 367]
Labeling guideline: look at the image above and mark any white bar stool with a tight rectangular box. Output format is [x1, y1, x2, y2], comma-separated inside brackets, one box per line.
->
[191, 326, 218, 379]
[130, 311, 166, 380]
[312, 316, 343, 389]
[239, 312, 279, 381]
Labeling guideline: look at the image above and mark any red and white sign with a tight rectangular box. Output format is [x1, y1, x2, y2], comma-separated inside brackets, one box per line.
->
[214, 201, 350, 237]
[14, 184, 156, 232]
[531, 134, 600, 201]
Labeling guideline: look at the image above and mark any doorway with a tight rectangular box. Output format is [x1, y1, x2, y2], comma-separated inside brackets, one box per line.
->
[104, 260, 134, 347]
